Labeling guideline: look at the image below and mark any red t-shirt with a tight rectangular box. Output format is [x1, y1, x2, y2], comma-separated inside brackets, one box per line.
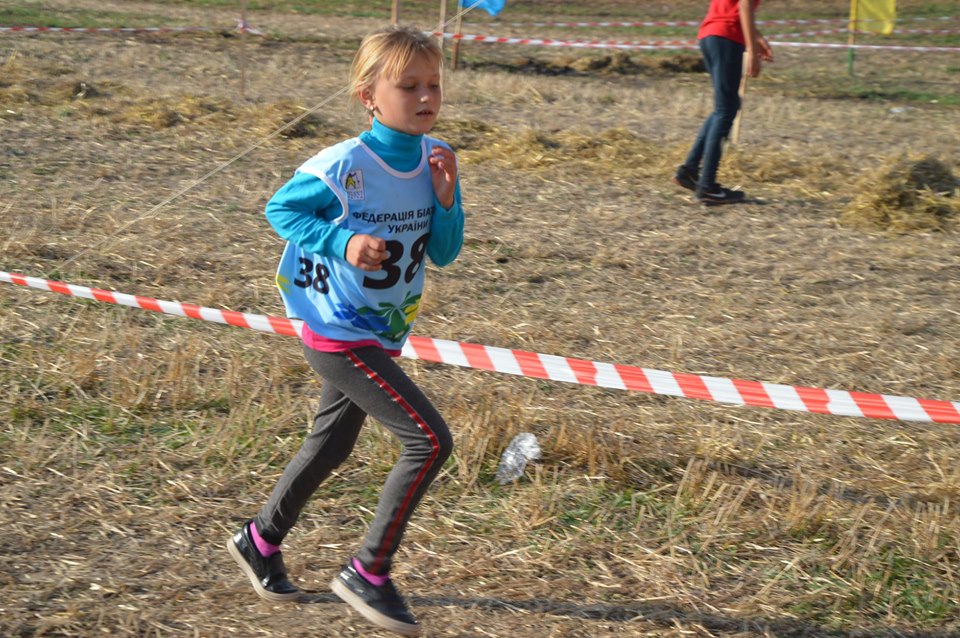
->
[697, 0, 760, 46]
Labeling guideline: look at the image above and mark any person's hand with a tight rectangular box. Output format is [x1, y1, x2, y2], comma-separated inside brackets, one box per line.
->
[746, 36, 773, 78]
[429, 146, 457, 210]
[757, 35, 774, 62]
[346, 233, 387, 271]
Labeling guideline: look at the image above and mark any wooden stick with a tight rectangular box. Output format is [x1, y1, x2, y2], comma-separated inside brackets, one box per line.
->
[451, 2, 464, 70]
[730, 53, 748, 145]
[847, 0, 858, 76]
[437, 0, 447, 49]
[391, 0, 400, 25]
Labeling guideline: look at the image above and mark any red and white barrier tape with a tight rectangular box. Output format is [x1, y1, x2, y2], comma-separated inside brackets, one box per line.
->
[0, 22, 263, 36]
[443, 31, 960, 53]
[4, 22, 952, 52]
[503, 16, 958, 29]
[757, 15, 958, 26]
[1, 271, 298, 337]
[3, 271, 959, 425]
[441, 32, 698, 50]
[768, 28, 960, 39]
[769, 39, 960, 52]
[9, 25, 954, 52]
[1, 26, 209, 34]
[504, 20, 704, 29]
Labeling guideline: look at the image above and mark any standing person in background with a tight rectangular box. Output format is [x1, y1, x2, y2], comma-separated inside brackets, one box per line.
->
[672, 0, 774, 205]
[227, 25, 463, 637]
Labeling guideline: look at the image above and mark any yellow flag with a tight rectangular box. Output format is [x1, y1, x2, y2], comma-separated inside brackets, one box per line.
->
[851, 0, 897, 35]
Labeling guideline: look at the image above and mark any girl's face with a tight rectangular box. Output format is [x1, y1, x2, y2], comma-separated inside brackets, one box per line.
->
[360, 53, 442, 136]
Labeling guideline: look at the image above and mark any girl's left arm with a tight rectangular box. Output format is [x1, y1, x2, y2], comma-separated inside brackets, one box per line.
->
[427, 180, 464, 267]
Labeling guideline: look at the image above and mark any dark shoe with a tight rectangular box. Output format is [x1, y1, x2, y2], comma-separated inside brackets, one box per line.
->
[696, 183, 746, 206]
[330, 561, 420, 636]
[227, 520, 302, 602]
[671, 165, 699, 191]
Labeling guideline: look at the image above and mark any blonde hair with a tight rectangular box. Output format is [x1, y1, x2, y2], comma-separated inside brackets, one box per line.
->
[349, 25, 444, 102]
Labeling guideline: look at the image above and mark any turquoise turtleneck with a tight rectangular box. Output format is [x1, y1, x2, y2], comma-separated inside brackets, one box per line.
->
[359, 118, 423, 173]
[264, 118, 463, 266]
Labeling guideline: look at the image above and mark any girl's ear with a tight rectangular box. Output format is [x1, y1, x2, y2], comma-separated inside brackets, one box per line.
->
[358, 88, 374, 111]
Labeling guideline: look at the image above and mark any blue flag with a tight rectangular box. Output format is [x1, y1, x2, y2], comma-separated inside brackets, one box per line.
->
[464, 0, 506, 16]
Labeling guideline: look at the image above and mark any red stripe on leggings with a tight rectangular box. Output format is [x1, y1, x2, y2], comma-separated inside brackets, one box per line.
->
[345, 350, 439, 574]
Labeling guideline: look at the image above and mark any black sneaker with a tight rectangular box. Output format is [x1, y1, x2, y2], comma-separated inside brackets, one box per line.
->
[696, 183, 746, 206]
[671, 164, 699, 192]
[330, 561, 420, 637]
[227, 520, 302, 602]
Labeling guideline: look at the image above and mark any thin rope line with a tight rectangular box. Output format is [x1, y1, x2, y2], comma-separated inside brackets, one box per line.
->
[51, 85, 349, 276]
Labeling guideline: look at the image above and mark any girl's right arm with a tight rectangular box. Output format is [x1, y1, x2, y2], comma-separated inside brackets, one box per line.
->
[264, 172, 355, 259]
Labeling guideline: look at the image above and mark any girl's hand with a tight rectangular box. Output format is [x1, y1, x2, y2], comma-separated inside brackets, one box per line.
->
[346, 233, 388, 271]
[429, 146, 457, 210]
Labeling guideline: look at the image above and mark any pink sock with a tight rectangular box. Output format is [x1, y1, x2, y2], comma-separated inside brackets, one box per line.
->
[352, 557, 389, 586]
[250, 521, 280, 557]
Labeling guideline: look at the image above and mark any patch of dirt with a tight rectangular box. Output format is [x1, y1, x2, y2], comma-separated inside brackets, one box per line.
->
[467, 52, 704, 76]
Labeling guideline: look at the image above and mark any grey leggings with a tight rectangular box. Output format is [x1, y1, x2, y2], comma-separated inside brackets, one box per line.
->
[254, 345, 453, 575]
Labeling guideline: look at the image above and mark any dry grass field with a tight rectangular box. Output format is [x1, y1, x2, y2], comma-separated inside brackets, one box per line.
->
[2, 1, 959, 636]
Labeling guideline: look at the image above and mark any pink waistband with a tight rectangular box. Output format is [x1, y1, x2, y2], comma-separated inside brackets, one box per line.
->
[300, 322, 401, 357]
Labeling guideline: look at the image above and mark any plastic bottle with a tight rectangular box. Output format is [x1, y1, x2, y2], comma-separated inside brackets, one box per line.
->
[495, 432, 542, 484]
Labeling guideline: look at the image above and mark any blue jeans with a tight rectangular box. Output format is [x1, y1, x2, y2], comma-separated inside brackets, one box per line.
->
[683, 36, 745, 190]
